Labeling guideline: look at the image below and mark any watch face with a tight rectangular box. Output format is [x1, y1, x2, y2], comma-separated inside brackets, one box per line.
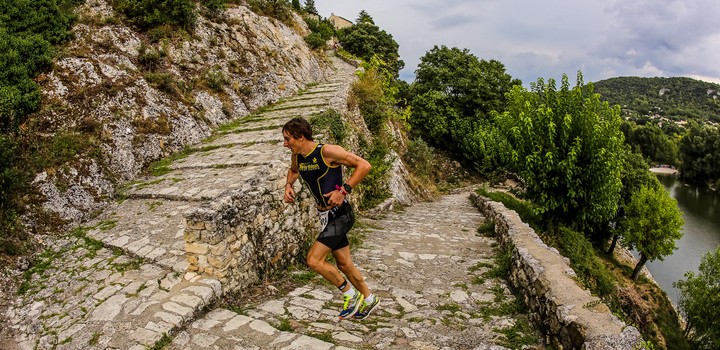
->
[343, 183, 352, 193]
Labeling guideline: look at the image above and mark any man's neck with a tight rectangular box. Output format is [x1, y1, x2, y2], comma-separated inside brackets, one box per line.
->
[298, 140, 317, 156]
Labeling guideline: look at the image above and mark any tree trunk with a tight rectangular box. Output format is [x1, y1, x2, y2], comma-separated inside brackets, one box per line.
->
[631, 254, 648, 280]
[607, 233, 619, 255]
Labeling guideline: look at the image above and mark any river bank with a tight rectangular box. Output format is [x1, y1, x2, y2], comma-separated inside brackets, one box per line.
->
[649, 167, 679, 175]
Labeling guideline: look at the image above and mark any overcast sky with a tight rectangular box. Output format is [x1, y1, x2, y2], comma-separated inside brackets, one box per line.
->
[314, 0, 720, 86]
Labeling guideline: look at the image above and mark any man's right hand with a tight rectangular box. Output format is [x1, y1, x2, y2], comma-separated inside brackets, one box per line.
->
[284, 184, 296, 203]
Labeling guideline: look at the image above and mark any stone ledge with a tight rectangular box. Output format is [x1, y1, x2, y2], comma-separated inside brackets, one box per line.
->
[470, 193, 644, 350]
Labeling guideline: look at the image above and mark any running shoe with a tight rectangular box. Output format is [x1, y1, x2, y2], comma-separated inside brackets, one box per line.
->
[353, 296, 380, 320]
[339, 290, 363, 319]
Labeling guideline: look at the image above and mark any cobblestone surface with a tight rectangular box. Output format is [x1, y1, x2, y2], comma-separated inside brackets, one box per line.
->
[172, 191, 533, 350]
[2, 55, 535, 349]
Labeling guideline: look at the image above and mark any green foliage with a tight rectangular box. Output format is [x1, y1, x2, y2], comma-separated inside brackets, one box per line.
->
[247, 0, 293, 24]
[500, 74, 625, 236]
[678, 122, 720, 187]
[621, 184, 684, 279]
[403, 138, 435, 179]
[290, 0, 301, 11]
[674, 247, 720, 350]
[356, 10, 374, 24]
[137, 43, 166, 71]
[351, 64, 387, 134]
[622, 122, 679, 166]
[409, 45, 520, 175]
[310, 109, 346, 145]
[113, 0, 196, 31]
[358, 139, 391, 210]
[337, 20, 404, 78]
[556, 227, 615, 295]
[594, 76, 720, 123]
[303, 17, 334, 50]
[303, 0, 317, 15]
[144, 72, 177, 94]
[1, 0, 77, 133]
[303, 32, 325, 50]
[475, 187, 542, 231]
[205, 67, 228, 92]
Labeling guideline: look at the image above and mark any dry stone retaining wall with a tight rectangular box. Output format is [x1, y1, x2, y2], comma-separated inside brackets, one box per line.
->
[471, 194, 644, 350]
[183, 184, 319, 292]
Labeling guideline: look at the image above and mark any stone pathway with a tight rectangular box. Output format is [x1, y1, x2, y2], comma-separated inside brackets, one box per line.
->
[2, 54, 537, 350]
[170, 191, 533, 350]
[2, 56, 357, 350]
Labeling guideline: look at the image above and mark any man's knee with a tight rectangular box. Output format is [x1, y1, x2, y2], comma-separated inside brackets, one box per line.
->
[306, 256, 323, 272]
[335, 258, 353, 273]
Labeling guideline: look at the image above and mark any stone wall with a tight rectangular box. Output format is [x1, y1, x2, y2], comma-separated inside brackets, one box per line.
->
[470, 194, 644, 350]
[184, 181, 318, 292]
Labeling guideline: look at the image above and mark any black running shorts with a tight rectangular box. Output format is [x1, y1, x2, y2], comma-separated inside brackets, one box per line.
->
[317, 205, 354, 251]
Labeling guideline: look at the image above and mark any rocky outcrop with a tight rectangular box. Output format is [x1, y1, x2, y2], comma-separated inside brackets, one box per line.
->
[29, 0, 332, 226]
[471, 194, 645, 350]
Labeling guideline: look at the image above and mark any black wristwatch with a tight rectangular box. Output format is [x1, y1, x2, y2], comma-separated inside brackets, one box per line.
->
[342, 183, 352, 194]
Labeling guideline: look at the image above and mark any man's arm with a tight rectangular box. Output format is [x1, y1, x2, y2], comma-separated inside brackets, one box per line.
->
[284, 154, 299, 203]
[321, 144, 371, 206]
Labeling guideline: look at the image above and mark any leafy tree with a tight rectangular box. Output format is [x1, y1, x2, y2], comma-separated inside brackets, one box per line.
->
[500, 74, 625, 235]
[678, 122, 720, 187]
[607, 149, 658, 255]
[291, 0, 301, 12]
[356, 10, 374, 24]
[622, 184, 684, 280]
[409, 46, 519, 173]
[303, 0, 317, 15]
[337, 20, 404, 78]
[412, 46, 519, 122]
[674, 247, 720, 349]
[625, 123, 679, 166]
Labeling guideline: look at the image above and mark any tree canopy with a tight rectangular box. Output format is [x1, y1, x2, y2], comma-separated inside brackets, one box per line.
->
[674, 247, 720, 349]
[621, 183, 684, 279]
[337, 17, 404, 78]
[408, 45, 519, 174]
[500, 74, 625, 235]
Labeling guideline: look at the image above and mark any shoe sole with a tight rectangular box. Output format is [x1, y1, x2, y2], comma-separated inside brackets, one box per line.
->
[353, 299, 380, 320]
[338, 295, 364, 320]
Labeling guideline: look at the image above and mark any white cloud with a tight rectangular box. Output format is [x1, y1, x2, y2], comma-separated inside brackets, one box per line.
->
[314, 0, 720, 85]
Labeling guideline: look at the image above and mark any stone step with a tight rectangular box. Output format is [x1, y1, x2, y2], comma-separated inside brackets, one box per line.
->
[86, 198, 190, 272]
[169, 308, 345, 350]
[125, 163, 283, 202]
[169, 142, 287, 170]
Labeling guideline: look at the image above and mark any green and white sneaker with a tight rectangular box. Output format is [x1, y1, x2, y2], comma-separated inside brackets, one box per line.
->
[339, 291, 363, 319]
[353, 296, 380, 320]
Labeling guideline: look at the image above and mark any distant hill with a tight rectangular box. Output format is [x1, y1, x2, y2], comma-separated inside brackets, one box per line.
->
[593, 76, 720, 123]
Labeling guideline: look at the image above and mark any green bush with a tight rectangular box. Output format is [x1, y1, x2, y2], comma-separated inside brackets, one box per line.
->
[310, 109, 346, 145]
[359, 138, 391, 210]
[112, 0, 197, 31]
[247, 0, 293, 24]
[403, 137, 434, 178]
[303, 32, 325, 50]
[351, 67, 386, 134]
[144, 72, 177, 94]
[556, 227, 615, 296]
[205, 68, 228, 92]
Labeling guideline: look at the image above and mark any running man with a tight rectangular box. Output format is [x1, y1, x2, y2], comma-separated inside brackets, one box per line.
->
[282, 117, 380, 320]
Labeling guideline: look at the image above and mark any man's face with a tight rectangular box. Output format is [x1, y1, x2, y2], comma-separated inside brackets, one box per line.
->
[282, 131, 301, 154]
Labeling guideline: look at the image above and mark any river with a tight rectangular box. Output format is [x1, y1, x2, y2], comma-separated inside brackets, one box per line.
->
[644, 174, 720, 305]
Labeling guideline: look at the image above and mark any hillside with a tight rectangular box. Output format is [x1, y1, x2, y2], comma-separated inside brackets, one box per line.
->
[593, 76, 720, 122]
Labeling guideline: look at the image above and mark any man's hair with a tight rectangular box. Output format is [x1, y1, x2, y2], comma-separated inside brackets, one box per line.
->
[282, 117, 314, 141]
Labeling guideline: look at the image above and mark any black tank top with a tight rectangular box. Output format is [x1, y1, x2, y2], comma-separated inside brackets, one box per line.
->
[296, 143, 345, 208]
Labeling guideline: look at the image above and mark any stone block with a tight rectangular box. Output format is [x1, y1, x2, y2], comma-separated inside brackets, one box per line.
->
[185, 242, 209, 255]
